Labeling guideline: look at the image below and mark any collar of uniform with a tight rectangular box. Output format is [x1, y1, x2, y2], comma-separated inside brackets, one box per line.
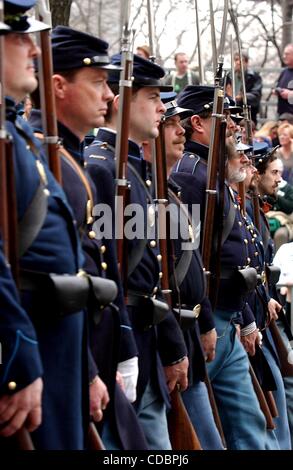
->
[58, 122, 83, 165]
[29, 108, 42, 133]
[96, 127, 141, 159]
[5, 96, 17, 122]
[185, 139, 209, 161]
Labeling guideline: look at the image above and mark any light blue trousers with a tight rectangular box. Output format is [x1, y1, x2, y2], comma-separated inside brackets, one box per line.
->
[136, 380, 172, 450]
[206, 309, 268, 449]
[182, 380, 224, 449]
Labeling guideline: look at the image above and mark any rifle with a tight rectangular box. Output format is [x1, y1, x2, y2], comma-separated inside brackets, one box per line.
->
[35, 0, 61, 184]
[230, 34, 236, 101]
[144, 0, 202, 450]
[229, 5, 280, 427]
[201, 0, 228, 304]
[209, 0, 217, 77]
[249, 365, 275, 429]
[0, 3, 34, 450]
[115, 0, 133, 289]
[200, 0, 228, 449]
[194, 0, 204, 85]
[229, 6, 251, 217]
[155, 121, 202, 451]
[88, 422, 105, 450]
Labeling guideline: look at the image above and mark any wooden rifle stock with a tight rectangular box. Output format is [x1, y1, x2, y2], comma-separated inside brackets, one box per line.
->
[88, 422, 105, 450]
[204, 373, 227, 448]
[264, 390, 279, 418]
[269, 319, 293, 377]
[249, 364, 275, 430]
[14, 428, 35, 450]
[201, 88, 225, 296]
[168, 388, 202, 450]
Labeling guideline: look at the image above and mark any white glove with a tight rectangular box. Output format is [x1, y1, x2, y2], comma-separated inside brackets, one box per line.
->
[117, 356, 139, 403]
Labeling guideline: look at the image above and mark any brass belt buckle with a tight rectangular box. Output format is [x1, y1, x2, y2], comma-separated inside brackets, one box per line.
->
[260, 270, 266, 285]
[193, 304, 201, 318]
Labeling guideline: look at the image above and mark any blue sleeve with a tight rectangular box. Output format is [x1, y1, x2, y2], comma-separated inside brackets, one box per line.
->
[198, 297, 215, 334]
[0, 240, 43, 394]
[156, 311, 187, 366]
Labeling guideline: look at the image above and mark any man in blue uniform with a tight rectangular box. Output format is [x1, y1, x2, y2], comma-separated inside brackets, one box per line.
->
[0, 0, 89, 449]
[171, 85, 270, 449]
[162, 95, 224, 449]
[84, 54, 188, 449]
[29, 26, 147, 449]
[246, 149, 292, 448]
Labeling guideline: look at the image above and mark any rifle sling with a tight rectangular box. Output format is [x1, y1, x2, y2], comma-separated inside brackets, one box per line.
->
[221, 187, 237, 246]
[18, 129, 49, 258]
[127, 162, 153, 277]
[168, 188, 193, 289]
[18, 179, 48, 258]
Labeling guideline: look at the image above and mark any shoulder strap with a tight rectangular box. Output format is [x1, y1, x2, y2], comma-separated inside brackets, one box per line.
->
[221, 187, 237, 246]
[168, 188, 193, 289]
[58, 145, 94, 227]
[174, 152, 200, 175]
[18, 179, 48, 257]
[17, 132, 49, 257]
[127, 161, 153, 277]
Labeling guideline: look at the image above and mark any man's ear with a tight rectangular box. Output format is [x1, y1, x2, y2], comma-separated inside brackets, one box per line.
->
[190, 114, 203, 133]
[112, 94, 120, 112]
[52, 74, 67, 99]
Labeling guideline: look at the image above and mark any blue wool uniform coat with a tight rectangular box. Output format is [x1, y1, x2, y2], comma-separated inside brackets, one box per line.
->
[84, 128, 187, 407]
[29, 111, 146, 450]
[2, 98, 88, 450]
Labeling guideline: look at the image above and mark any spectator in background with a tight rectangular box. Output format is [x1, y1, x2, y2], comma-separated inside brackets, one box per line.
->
[136, 45, 150, 60]
[274, 44, 293, 116]
[276, 123, 293, 185]
[254, 121, 279, 148]
[266, 165, 293, 251]
[233, 51, 262, 125]
[163, 52, 199, 94]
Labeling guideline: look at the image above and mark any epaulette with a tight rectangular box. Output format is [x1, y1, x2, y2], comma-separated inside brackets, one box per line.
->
[87, 154, 107, 161]
[174, 152, 200, 175]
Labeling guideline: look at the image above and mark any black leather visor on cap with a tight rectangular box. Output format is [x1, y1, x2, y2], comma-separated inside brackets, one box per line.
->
[82, 54, 122, 70]
[4, 14, 49, 33]
[165, 100, 193, 120]
[0, 21, 11, 33]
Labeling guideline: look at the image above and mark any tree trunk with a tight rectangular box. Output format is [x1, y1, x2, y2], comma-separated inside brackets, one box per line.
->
[50, 0, 73, 27]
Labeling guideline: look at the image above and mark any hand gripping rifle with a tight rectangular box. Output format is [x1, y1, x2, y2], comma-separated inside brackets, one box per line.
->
[115, 0, 133, 291]
[0, 2, 34, 450]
